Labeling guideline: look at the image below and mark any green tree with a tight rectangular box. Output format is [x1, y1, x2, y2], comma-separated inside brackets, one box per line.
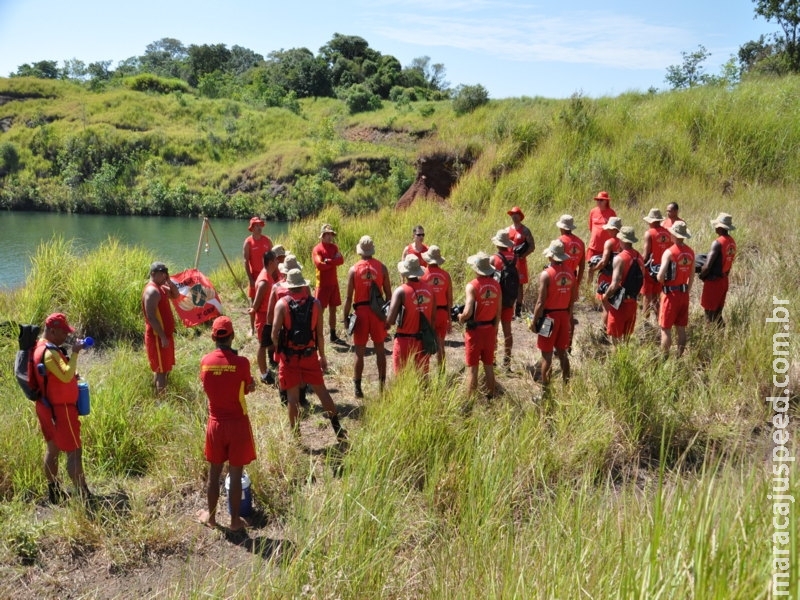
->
[753, 0, 800, 71]
[187, 43, 232, 86]
[227, 45, 264, 75]
[319, 33, 380, 89]
[139, 38, 187, 79]
[264, 48, 332, 97]
[452, 84, 489, 115]
[62, 58, 87, 81]
[0, 142, 21, 177]
[665, 45, 712, 89]
[408, 56, 449, 91]
[12, 60, 60, 79]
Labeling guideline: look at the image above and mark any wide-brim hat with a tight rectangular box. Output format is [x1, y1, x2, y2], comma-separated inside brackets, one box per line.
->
[356, 235, 375, 257]
[543, 239, 570, 262]
[422, 245, 445, 265]
[491, 229, 514, 249]
[556, 214, 577, 231]
[602, 217, 622, 231]
[284, 268, 310, 288]
[643, 208, 664, 223]
[669, 221, 692, 239]
[507, 206, 525, 220]
[272, 244, 286, 257]
[617, 226, 638, 244]
[45, 312, 75, 333]
[248, 216, 265, 231]
[211, 315, 234, 338]
[594, 191, 611, 202]
[398, 255, 426, 278]
[467, 251, 496, 276]
[319, 223, 337, 238]
[711, 212, 736, 231]
[278, 254, 303, 274]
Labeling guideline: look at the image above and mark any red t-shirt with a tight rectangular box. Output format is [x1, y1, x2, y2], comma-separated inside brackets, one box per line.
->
[645, 225, 672, 264]
[200, 347, 254, 420]
[560, 232, 585, 275]
[353, 258, 386, 305]
[143, 281, 176, 336]
[422, 265, 451, 309]
[469, 276, 501, 324]
[313, 241, 344, 288]
[544, 263, 575, 310]
[666, 243, 695, 286]
[404, 244, 428, 267]
[587, 206, 617, 257]
[244, 235, 272, 279]
[396, 280, 434, 336]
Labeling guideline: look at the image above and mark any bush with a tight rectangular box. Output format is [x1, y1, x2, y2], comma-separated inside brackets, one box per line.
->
[0, 142, 20, 177]
[340, 84, 383, 114]
[452, 84, 490, 115]
[124, 74, 190, 95]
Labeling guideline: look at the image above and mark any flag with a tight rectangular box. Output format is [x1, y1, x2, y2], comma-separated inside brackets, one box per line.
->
[170, 269, 223, 327]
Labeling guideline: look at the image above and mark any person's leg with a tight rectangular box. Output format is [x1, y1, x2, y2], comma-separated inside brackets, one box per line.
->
[353, 345, 365, 398]
[310, 384, 347, 440]
[329, 306, 338, 338]
[485, 364, 496, 397]
[540, 351, 554, 386]
[44, 440, 59, 483]
[227, 464, 246, 532]
[375, 343, 387, 390]
[660, 327, 672, 356]
[466, 364, 479, 395]
[257, 346, 267, 377]
[200, 462, 224, 527]
[556, 349, 570, 383]
[286, 385, 301, 431]
[516, 284, 525, 317]
[676, 326, 687, 357]
[65, 448, 89, 496]
[502, 320, 513, 368]
[155, 372, 167, 395]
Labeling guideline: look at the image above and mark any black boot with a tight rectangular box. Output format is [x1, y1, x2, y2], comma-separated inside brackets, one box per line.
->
[47, 481, 66, 505]
[299, 385, 311, 410]
[354, 379, 364, 399]
[329, 414, 348, 441]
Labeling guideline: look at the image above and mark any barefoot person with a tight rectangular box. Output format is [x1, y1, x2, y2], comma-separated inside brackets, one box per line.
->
[197, 316, 256, 533]
[142, 262, 179, 395]
[243, 217, 273, 336]
[312, 224, 345, 344]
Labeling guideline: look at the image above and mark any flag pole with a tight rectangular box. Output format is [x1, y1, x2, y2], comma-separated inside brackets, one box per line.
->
[205, 219, 249, 303]
[193, 218, 208, 270]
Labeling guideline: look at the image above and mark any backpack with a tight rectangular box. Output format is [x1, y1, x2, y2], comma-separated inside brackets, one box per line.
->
[622, 256, 644, 299]
[14, 324, 42, 401]
[282, 297, 315, 348]
[418, 312, 438, 355]
[369, 281, 385, 319]
[494, 253, 520, 308]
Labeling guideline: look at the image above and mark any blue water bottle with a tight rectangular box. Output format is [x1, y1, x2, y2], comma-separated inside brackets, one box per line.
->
[77, 380, 90, 416]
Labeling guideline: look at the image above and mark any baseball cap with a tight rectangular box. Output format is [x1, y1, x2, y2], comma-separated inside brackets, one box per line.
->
[45, 312, 75, 333]
[211, 316, 234, 338]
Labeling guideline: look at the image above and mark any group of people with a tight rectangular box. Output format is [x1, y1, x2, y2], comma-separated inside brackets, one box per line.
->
[31, 198, 737, 532]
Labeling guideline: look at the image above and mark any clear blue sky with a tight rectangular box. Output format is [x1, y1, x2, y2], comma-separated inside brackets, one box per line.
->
[0, 0, 777, 99]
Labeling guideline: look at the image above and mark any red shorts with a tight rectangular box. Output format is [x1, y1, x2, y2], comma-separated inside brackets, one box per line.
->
[278, 352, 325, 390]
[145, 332, 175, 374]
[500, 305, 514, 323]
[641, 276, 661, 297]
[464, 325, 497, 366]
[315, 284, 341, 309]
[701, 277, 729, 312]
[607, 299, 638, 338]
[659, 290, 690, 328]
[392, 337, 430, 375]
[434, 307, 450, 340]
[517, 258, 529, 285]
[596, 272, 612, 300]
[353, 306, 387, 346]
[248, 283, 256, 298]
[536, 310, 571, 353]
[254, 310, 268, 333]
[36, 402, 81, 452]
[204, 416, 256, 467]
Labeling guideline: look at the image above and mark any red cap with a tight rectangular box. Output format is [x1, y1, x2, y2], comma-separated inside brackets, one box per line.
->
[211, 316, 234, 338]
[594, 191, 611, 202]
[248, 217, 265, 232]
[507, 206, 525, 220]
[45, 312, 75, 333]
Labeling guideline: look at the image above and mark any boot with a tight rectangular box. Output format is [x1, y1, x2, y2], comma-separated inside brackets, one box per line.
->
[47, 481, 66, 505]
[354, 379, 364, 399]
[329, 414, 348, 441]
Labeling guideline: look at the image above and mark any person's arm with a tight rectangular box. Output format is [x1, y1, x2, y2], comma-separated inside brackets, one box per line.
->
[271, 300, 285, 349]
[249, 279, 267, 316]
[243, 239, 255, 286]
[531, 271, 549, 330]
[315, 301, 327, 372]
[44, 346, 80, 383]
[144, 287, 170, 347]
[445, 273, 453, 314]
[687, 256, 696, 294]
[657, 248, 672, 285]
[330, 247, 344, 267]
[342, 268, 356, 321]
[642, 230, 653, 262]
[699, 240, 721, 281]
[243, 358, 256, 394]
[576, 248, 586, 287]
[522, 226, 535, 258]
[459, 283, 476, 324]
[385, 286, 404, 328]
[381, 264, 392, 301]
[603, 255, 624, 304]
[401, 245, 409, 261]
[593, 239, 614, 273]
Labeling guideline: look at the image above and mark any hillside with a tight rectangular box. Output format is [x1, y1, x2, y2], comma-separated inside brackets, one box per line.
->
[0, 76, 798, 598]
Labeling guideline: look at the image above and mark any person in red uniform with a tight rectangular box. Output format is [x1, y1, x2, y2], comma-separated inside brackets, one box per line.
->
[142, 261, 179, 395]
[490, 229, 518, 370]
[248, 250, 279, 385]
[586, 191, 618, 282]
[602, 226, 644, 341]
[342, 235, 393, 398]
[243, 217, 273, 336]
[312, 224, 345, 344]
[661, 202, 684, 230]
[271, 269, 347, 440]
[640, 208, 673, 323]
[401, 224, 429, 267]
[506, 206, 535, 318]
[699, 213, 737, 327]
[658, 221, 695, 357]
[531, 240, 576, 388]
[589, 216, 622, 330]
[458, 252, 502, 398]
[386, 255, 435, 376]
[196, 316, 256, 534]
[557, 214, 585, 350]
[32, 313, 92, 503]
[421, 245, 452, 368]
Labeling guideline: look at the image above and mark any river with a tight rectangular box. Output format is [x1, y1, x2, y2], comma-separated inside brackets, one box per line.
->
[0, 212, 290, 290]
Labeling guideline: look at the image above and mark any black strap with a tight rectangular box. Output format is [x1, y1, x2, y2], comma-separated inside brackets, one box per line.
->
[436, 305, 448, 310]
[394, 332, 422, 339]
[353, 301, 370, 308]
[663, 284, 688, 293]
[282, 346, 317, 357]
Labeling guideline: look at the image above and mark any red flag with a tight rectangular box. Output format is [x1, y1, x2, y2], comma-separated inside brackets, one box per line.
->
[170, 269, 223, 327]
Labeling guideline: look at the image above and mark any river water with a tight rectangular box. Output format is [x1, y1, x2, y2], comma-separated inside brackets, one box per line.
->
[0, 212, 289, 290]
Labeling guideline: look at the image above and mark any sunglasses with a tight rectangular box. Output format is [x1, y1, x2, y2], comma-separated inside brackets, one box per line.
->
[415, 233, 425, 237]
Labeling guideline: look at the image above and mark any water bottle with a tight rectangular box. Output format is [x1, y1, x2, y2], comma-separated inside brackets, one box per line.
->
[80, 337, 94, 349]
[225, 472, 252, 517]
[77, 380, 90, 416]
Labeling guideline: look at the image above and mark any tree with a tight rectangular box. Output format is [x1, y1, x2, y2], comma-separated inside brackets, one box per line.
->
[665, 45, 712, 89]
[140, 38, 187, 79]
[319, 33, 380, 89]
[752, 0, 800, 71]
[408, 56, 449, 91]
[12, 60, 60, 79]
[62, 58, 88, 81]
[187, 43, 232, 86]
[227, 45, 264, 76]
[264, 48, 332, 98]
[452, 84, 489, 115]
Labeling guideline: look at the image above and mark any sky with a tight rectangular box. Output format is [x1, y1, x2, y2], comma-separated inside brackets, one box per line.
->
[0, 0, 778, 99]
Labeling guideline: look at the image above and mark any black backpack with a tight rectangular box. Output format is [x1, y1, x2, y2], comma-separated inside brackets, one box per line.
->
[14, 324, 43, 401]
[494, 253, 520, 308]
[282, 297, 315, 348]
[622, 256, 644, 299]
[418, 312, 438, 355]
[369, 281, 385, 319]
